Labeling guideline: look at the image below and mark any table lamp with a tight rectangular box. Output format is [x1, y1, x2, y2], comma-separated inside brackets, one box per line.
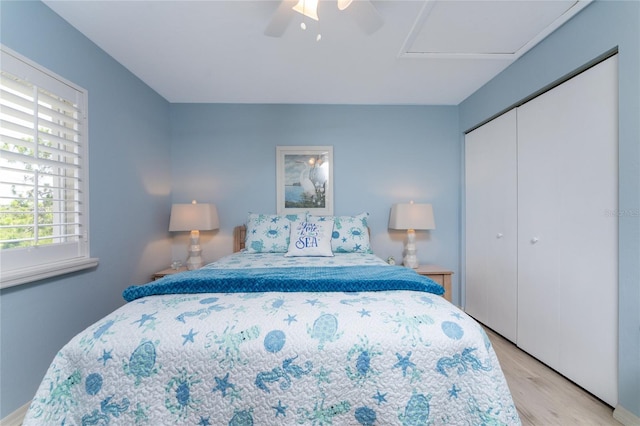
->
[388, 201, 435, 268]
[169, 200, 219, 270]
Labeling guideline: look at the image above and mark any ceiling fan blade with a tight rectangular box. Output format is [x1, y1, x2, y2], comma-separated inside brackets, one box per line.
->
[264, 0, 298, 37]
[344, 0, 384, 35]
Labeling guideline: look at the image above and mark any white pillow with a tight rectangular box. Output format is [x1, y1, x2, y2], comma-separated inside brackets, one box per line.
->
[308, 212, 372, 253]
[244, 212, 305, 253]
[285, 220, 334, 257]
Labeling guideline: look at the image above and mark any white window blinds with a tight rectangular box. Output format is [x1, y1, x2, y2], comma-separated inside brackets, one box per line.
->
[0, 46, 96, 288]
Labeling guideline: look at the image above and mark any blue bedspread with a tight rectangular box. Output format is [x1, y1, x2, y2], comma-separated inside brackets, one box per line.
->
[123, 265, 444, 302]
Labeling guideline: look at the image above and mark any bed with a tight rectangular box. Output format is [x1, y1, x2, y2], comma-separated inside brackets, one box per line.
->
[23, 214, 520, 425]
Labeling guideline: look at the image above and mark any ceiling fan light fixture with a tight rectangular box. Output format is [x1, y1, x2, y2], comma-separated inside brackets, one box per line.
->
[337, 0, 353, 11]
[292, 0, 319, 21]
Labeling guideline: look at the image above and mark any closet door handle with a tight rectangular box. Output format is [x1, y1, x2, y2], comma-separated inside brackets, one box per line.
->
[531, 237, 539, 244]
[496, 233, 504, 239]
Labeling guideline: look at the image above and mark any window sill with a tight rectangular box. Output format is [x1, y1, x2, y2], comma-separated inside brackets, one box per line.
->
[0, 257, 99, 289]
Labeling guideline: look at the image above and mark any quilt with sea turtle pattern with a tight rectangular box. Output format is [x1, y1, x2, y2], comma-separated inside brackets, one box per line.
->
[24, 254, 520, 425]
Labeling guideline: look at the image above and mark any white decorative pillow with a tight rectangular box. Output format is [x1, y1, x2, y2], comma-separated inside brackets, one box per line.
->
[285, 220, 334, 257]
[309, 212, 372, 253]
[245, 213, 306, 253]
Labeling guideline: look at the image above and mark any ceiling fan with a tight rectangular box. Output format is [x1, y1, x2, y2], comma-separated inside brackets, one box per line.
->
[264, 0, 384, 37]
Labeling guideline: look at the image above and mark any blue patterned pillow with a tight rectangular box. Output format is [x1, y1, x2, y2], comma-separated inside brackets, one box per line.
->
[245, 213, 305, 253]
[309, 212, 372, 253]
[285, 220, 334, 257]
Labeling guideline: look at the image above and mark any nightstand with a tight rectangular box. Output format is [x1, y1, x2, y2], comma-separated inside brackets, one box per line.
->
[414, 265, 453, 303]
[152, 266, 188, 281]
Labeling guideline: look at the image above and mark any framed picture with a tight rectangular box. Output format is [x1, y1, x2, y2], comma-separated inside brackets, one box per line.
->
[276, 146, 333, 215]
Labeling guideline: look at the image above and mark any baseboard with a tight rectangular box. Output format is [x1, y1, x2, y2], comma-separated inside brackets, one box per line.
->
[0, 401, 29, 426]
[614, 405, 640, 426]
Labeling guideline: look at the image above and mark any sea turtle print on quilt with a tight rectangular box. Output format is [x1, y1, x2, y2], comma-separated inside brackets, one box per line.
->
[24, 291, 519, 425]
[24, 254, 519, 425]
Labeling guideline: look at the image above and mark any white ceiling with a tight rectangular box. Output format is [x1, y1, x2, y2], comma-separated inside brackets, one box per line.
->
[42, 0, 591, 105]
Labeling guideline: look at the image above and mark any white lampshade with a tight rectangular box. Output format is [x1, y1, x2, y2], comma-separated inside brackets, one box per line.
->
[169, 200, 219, 270]
[389, 201, 435, 269]
[169, 201, 219, 232]
[388, 202, 435, 231]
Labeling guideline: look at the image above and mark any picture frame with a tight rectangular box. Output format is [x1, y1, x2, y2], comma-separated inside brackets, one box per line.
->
[276, 146, 333, 215]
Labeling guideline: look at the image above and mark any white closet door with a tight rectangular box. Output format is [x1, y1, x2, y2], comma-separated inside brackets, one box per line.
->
[465, 109, 518, 342]
[517, 55, 618, 406]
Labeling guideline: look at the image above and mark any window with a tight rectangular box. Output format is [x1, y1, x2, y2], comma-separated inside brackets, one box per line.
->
[0, 46, 97, 288]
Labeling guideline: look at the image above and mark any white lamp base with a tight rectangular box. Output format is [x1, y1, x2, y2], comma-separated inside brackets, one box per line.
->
[186, 230, 203, 270]
[403, 229, 419, 269]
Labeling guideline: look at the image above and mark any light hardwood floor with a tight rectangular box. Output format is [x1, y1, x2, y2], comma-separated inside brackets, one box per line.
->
[485, 327, 621, 425]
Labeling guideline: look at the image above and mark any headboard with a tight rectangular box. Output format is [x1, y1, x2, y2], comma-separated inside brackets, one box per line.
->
[233, 225, 247, 253]
[233, 224, 371, 253]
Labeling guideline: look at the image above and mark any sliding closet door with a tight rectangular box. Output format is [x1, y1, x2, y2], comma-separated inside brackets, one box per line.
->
[517, 55, 618, 405]
[465, 109, 518, 342]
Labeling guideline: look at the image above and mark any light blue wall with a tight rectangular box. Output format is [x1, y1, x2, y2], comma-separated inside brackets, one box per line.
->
[0, 1, 173, 417]
[460, 0, 640, 418]
[169, 104, 461, 280]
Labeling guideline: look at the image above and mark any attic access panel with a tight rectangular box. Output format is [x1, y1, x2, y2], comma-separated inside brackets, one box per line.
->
[400, 0, 591, 59]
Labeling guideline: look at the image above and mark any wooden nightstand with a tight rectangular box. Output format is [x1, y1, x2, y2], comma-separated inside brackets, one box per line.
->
[414, 265, 453, 303]
[152, 266, 188, 281]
